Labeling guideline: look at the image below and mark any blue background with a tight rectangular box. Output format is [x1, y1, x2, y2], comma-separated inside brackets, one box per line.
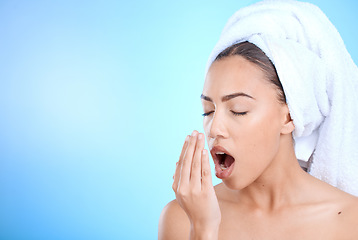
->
[1, 0, 357, 239]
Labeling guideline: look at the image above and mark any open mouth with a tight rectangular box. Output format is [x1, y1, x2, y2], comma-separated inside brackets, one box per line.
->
[215, 152, 235, 170]
[210, 146, 235, 179]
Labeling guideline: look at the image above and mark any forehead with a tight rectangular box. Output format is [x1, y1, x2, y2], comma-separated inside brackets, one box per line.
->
[203, 56, 271, 97]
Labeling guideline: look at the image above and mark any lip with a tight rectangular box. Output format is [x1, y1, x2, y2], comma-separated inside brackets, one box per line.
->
[210, 145, 232, 162]
[210, 145, 235, 179]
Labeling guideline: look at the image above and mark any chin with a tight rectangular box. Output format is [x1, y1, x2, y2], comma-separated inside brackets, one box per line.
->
[221, 170, 260, 190]
[222, 177, 248, 190]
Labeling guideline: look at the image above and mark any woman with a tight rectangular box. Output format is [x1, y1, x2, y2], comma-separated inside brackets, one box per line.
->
[159, 1, 358, 239]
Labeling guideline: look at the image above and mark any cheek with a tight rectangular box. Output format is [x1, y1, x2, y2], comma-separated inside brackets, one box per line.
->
[228, 115, 282, 188]
[203, 118, 212, 145]
[255, 122, 281, 155]
[203, 118, 210, 136]
[232, 109, 282, 160]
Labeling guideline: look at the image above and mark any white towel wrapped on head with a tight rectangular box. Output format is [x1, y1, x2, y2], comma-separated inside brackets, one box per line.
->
[206, 0, 358, 196]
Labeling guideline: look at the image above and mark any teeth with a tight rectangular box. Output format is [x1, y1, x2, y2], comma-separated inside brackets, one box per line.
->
[216, 152, 225, 155]
[220, 163, 227, 170]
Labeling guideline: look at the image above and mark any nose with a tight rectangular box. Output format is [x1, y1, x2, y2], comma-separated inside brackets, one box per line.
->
[205, 110, 228, 140]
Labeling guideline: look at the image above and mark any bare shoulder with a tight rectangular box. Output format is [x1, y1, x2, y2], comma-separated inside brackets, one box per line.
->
[158, 200, 190, 240]
[335, 192, 358, 238]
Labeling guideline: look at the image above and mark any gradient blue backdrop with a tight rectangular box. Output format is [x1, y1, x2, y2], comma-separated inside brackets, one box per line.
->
[1, 0, 357, 239]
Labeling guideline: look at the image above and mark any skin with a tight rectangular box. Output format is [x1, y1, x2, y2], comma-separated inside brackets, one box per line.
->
[158, 56, 358, 240]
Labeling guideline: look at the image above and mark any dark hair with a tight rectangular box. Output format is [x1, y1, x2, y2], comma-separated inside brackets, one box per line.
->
[215, 41, 286, 104]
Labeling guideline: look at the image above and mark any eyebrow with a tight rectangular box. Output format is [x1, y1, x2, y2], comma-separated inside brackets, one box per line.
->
[201, 92, 255, 102]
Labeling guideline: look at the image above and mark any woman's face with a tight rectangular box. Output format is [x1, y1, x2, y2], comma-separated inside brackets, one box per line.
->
[202, 56, 289, 189]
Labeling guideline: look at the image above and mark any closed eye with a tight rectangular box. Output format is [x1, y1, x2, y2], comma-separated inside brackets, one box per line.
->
[231, 111, 248, 116]
[202, 111, 214, 117]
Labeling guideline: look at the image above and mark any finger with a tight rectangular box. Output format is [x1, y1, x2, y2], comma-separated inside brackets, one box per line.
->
[172, 135, 190, 192]
[179, 130, 198, 186]
[172, 162, 179, 179]
[201, 149, 213, 189]
[190, 133, 205, 189]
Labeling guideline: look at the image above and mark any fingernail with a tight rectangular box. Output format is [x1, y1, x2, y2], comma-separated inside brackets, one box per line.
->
[191, 130, 198, 137]
[202, 149, 207, 155]
[185, 135, 190, 142]
[198, 133, 203, 140]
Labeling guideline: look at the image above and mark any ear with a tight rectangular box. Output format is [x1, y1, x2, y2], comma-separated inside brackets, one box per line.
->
[281, 104, 295, 134]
